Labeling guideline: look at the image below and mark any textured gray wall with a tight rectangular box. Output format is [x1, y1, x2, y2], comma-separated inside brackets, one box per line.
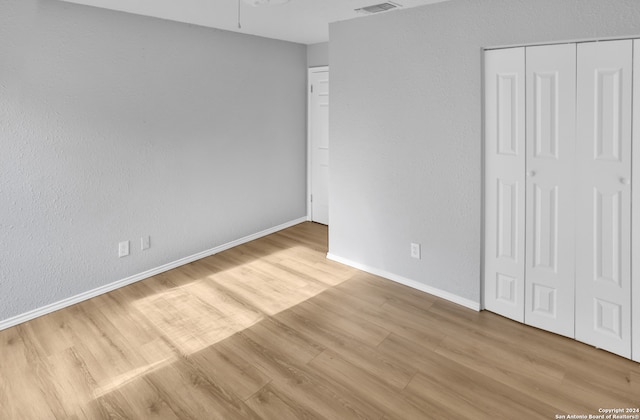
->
[329, 0, 640, 304]
[307, 42, 329, 67]
[0, 0, 307, 322]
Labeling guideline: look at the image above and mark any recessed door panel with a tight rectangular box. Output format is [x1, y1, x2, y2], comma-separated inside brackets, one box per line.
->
[496, 273, 517, 304]
[594, 298, 623, 339]
[497, 179, 519, 260]
[524, 44, 576, 338]
[532, 184, 558, 271]
[533, 72, 560, 160]
[575, 40, 632, 358]
[498, 74, 519, 156]
[484, 47, 526, 322]
[594, 69, 622, 162]
[532, 284, 557, 317]
[594, 189, 622, 286]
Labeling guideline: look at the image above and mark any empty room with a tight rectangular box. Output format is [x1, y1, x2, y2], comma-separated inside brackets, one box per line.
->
[1, 0, 640, 418]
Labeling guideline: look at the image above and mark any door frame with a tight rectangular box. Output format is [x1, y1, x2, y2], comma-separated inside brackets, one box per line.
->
[307, 66, 329, 222]
[633, 40, 640, 363]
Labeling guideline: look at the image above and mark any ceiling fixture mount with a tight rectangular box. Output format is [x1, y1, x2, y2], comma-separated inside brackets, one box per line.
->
[237, 0, 291, 29]
[242, 0, 291, 6]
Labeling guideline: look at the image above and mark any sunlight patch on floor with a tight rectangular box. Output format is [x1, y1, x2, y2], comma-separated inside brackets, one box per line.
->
[100, 241, 353, 403]
[133, 286, 264, 355]
[93, 356, 175, 399]
[129, 246, 346, 355]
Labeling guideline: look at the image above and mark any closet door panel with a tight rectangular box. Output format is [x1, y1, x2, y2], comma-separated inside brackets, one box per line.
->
[575, 40, 632, 358]
[484, 48, 526, 322]
[524, 44, 576, 338]
[633, 39, 640, 363]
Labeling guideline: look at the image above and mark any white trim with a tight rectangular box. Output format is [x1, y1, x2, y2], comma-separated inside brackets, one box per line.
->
[480, 45, 487, 311]
[633, 39, 640, 363]
[326, 253, 481, 311]
[307, 66, 329, 222]
[0, 217, 307, 332]
[485, 34, 640, 52]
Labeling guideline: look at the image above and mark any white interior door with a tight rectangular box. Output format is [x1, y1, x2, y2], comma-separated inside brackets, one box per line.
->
[484, 48, 526, 322]
[575, 40, 632, 358]
[633, 40, 640, 363]
[524, 44, 576, 338]
[308, 67, 329, 225]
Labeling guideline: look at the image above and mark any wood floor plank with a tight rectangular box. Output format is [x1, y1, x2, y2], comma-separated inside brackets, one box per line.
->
[296, 299, 391, 347]
[272, 258, 351, 288]
[3, 327, 73, 418]
[379, 332, 591, 415]
[561, 369, 639, 407]
[402, 371, 489, 419]
[94, 384, 181, 420]
[216, 332, 383, 419]
[348, 272, 440, 308]
[406, 363, 558, 419]
[188, 345, 271, 401]
[0, 359, 59, 420]
[75, 298, 157, 359]
[144, 357, 261, 420]
[15, 308, 76, 360]
[429, 301, 640, 402]
[276, 304, 416, 390]
[1, 222, 638, 419]
[263, 377, 381, 420]
[308, 350, 442, 419]
[242, 317, 325, 366]
[130, 286, 235, 356]
[245, 383, 324, 420]
[312, 287, 448, 350]
[631, 370, 640, 395]
[331, 275, 390, 307]
[42, 347, 104, 419]
[0, 324, 29, 366]
[181, 279, 264, 328]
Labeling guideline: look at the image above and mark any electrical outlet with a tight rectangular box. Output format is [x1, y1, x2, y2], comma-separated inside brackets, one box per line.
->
[411, 243, 421, 259]
[141, 236, 150, 250]
[118, 241, 130, 258]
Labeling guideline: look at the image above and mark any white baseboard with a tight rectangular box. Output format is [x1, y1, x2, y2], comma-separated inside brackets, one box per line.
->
[326, 253, 481, 312]
[0, 217, 308, 332]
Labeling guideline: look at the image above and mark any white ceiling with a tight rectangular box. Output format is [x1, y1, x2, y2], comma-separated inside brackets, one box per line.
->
[59, 0, 448, 45]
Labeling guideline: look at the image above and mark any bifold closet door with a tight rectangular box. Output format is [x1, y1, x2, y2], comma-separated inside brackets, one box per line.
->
[484, 47, 526, 322]
[633, 40, 640, 363]
[575, 40, 632, 359]
[524, 44, 576, 338]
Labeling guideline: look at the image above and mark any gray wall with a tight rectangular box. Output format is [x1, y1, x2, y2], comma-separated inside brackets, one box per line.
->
[329, 0, 640, 304]
[307, 42, 329, 67]
[0, 0, 307, 322]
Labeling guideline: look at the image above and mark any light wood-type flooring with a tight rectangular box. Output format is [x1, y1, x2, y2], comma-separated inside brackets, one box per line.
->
[1, 222, 639, 419]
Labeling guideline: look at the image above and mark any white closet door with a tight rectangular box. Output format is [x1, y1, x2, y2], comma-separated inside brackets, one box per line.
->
[633, 40, 640, 363]
[484, 48, 526, 322]
[575, 40, 632, 358]
[309, 67, 330, 225]
[524, 44, 576, 338]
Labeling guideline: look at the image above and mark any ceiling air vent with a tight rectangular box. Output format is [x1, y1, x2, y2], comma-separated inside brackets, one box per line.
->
[355, 2, 402, 14]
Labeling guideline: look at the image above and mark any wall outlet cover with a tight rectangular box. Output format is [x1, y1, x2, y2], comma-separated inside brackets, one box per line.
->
[411, 243, 421, 259]
[141, 236, 150, 250]
[118, 241, 130, 258]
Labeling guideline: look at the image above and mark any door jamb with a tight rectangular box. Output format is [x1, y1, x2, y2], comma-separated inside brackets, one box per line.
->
[307, 66, 329, 222]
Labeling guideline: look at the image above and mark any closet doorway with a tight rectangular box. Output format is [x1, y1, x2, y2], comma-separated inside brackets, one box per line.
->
[308, 66, 329, 225]
[483, 39, 639, 361]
